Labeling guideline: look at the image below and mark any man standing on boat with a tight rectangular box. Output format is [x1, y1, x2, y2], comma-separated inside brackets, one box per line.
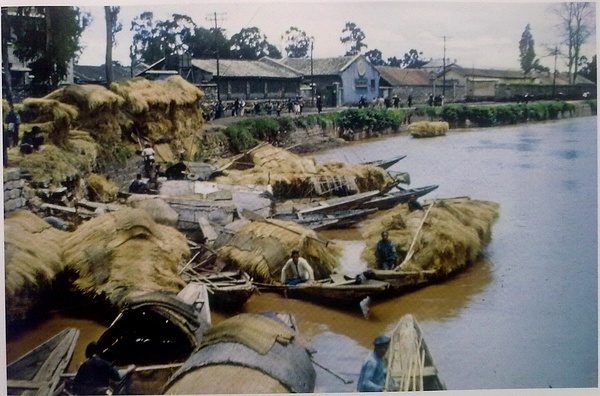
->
[72, 341, 135, 395]
[375, 231, 397, 270]
[357, 335, 391, 392]
[280, 250, 315, 285]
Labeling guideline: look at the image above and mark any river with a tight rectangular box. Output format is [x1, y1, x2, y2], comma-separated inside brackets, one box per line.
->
[5, 116, 598, 393]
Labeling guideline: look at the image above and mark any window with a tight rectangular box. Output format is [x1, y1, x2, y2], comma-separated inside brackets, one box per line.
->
[370, 79, 376, 90]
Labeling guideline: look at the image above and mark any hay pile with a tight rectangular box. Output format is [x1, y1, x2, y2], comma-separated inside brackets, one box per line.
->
[215, 144, 391, 198]
[8, 131, 98, 183]
[110, 76, 205, 156]
[4, 211, 69, 323]
[128, 195, 179, 227]
[19, 97, 79, 146]
[45, 84, 127, 145]
[61, 208, 189, 306]
[86, 173, 119, 202]
[408, 121, 449, 138]
[361, 199, 499, 274]
[217, 219, 342, 283]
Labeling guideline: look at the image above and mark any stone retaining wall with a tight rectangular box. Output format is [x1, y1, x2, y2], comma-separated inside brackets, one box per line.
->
[4, 168, 34, 217]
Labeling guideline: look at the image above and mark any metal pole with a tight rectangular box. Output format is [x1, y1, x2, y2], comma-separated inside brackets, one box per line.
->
[214, 12, 220, 101]
[442, 36, 446, 96]
[311, 40, 314, 107]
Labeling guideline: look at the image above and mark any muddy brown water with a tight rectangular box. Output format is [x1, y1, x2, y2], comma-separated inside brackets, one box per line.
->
[6, 116, 597, 392]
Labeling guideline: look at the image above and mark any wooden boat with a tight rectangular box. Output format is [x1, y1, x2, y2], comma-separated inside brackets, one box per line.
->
[272, 208, 377, 230]
[360, 185, 439, 210]
[162, 312, 316, 394]
[257, 272, 389, 308]
[384, 314, 446, 391]
[179, 245, 257, 311]
[362, 154, 407, 170]
[292, 190, 381, 216]
[364, 269, 438, 296]
[7, 327, 79, 395]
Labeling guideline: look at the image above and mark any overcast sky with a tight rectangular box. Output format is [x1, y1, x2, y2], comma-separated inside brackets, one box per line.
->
[73, 1, 597, 72]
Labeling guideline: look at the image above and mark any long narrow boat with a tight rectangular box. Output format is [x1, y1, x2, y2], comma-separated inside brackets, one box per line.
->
[293, 190, 381, 216]
[360, 185, 439, 211]
[272, 208, 377, 230]
[257, 273, 389, 308]
[7, 328, 79, 395]
[364, 269, 439, 297]
[163, 311, 316, 394]
[362, 155, 407, 170]
[384, 314, 446, 391]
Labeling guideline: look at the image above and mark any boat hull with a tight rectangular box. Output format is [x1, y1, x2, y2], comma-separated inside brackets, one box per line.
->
[360, 185, 439, 210]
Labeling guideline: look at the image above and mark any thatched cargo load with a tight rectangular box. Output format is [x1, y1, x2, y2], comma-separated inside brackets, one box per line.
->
[215, 144, 392, 199]
[217, 218, 342, 283]
[61, 208, 189, 306]
[408, 121, 449, 138]
[361, 198, 499, 274]
[4, 211, 69, 324]
[163, 312, 316, 394]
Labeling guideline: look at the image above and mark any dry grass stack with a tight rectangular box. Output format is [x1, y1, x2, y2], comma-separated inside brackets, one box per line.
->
[45, 84, 127, 145]
[215, 144, 391, 198]
[408, 121, 449, 138]
[361, 199, 499, 274]
[4, 211, 69, 324]
[110, 76, 205, 158]
[19, 97, 79, 146]
[86, 173, 118, 202]
[217, 219, 342, 283]
[61, 208, 189, 307]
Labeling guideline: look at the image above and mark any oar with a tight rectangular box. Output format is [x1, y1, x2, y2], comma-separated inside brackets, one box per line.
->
[311, 358, 353, 384]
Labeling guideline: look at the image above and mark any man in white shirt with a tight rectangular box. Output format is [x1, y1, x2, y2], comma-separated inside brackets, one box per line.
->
[280, 250, 314, 285]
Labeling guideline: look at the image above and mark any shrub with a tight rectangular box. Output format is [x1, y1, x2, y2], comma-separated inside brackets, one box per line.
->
[224, 124, 256, 153]
[276, 116, 296, 132]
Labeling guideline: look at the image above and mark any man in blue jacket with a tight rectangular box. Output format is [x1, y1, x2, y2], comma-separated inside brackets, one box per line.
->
[357, 335, 391, 392]
[375, 231, 397, 270]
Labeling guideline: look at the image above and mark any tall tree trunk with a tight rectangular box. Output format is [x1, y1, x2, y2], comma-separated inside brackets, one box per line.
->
[105, 6, 114, 85]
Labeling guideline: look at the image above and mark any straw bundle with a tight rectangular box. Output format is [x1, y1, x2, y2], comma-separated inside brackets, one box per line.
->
[128, 196, 179, 227]
[8, 138, 98, 183]
[4, 211, 69, 323]
[361, 199, 499, 274]
[215, 145, 392, 198]
[217, 219, 341, 283]
[408, 121, 449, 138]
[86, 173, 118, 202]
[20, 98, 79, 146]
[61, 208, 189, 306]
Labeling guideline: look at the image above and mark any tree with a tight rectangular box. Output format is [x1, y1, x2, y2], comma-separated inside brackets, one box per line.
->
[401, 49, 427, 68]
[387, 56, 402, 67]
[186, 26, 230, 59]
[365, 49, 386, 66]
[579, 54, 597, 83]
[552, 2, 595, 84]
[282, 26, 311, 58]
[229, 27, 281, 60]
[340, 22, 367, 56]
[130, 12, 196, 65]
[519, 24, 537, 76]
[104, 6, 122, 84]
[8, 6, 90, 94]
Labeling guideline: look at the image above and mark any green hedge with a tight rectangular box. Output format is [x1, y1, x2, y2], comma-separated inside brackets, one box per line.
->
[338, 108, 405, 134]
[224, 124, 257, 153]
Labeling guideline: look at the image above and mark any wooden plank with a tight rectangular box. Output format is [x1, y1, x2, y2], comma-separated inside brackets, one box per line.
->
[6, 380, 51, 389]
[198, 217, 219, 243]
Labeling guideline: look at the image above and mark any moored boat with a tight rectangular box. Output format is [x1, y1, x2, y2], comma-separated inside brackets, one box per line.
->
[364, 268, 438, 296]
[163, 312, 316, 394]
[7, 327, 79, 395]
[360, 185, 439, 211]
[384, 314, 446, 391]
[292, 190, 381, 216]
[272, 208, 377, 230]
[257, 272, 389, 308]
[362, 155, 407, 170]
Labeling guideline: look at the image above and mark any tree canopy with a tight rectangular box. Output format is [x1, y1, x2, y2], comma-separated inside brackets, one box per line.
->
[230, 27, 281, 60]
[365, 49, 386, 66]
[282, 26, 311, 58]
[519, 24, 537, 75]
[340, 22, 367, 56]
[402, 49, 427, 68]
[5, 6, 90, 95]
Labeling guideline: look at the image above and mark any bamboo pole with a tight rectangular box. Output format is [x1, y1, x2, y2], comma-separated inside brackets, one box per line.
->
[395, 201, 435, 270]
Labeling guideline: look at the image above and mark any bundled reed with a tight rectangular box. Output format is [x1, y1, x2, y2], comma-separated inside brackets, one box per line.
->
[61, 208, 189, 306]
[20, 98, 79, 146]
[408, 121, 449, 138]
[4, 211, 68, 324]
[361, 199, 499, 274]
[217, 219, 342, 283]
[215, 144, 391, 198]
[86, 173, 118, 202]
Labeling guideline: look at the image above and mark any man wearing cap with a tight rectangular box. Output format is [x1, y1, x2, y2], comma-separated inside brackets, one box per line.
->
[357, 335, 391, 392]
[375, 231, 397, 270]
[280, 250, 315, 285]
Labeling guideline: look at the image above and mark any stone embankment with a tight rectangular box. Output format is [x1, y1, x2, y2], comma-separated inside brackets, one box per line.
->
[3, 168, 34, 217]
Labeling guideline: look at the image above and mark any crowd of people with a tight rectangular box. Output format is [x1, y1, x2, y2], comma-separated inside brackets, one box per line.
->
[204, 96, 308, 121]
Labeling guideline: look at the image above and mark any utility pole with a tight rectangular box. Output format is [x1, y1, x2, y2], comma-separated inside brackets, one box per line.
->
[442, 35, 448, 96]
[207, 12, 226, 101]
[551, 45, 559, 99]
[310, 39, 314, 107]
